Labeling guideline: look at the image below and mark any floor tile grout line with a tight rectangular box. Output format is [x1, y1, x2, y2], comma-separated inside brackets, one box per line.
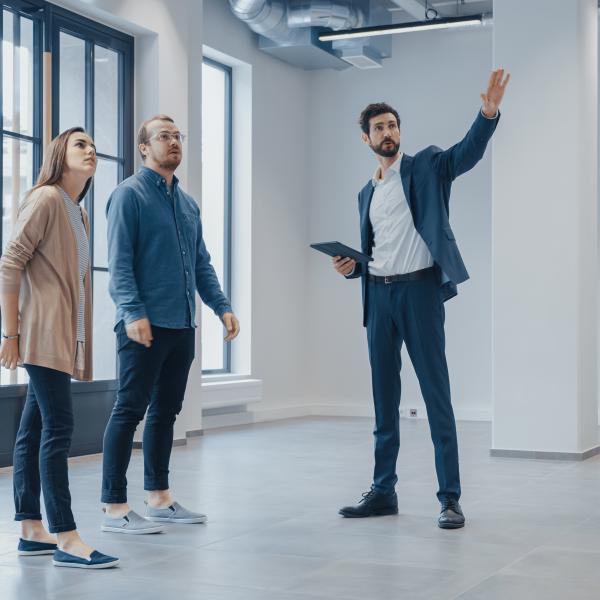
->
[449, 543, 546, 599]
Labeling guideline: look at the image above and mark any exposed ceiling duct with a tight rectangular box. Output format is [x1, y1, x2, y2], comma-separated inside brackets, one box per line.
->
[287, 1, 366, 31]
[229, 0, 385, 70]
[229, 0, 290, 43]
[228, 0, 486, 71]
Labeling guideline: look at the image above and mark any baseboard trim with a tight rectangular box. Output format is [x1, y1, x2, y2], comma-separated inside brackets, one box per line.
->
[249, 403, 492, 424]
[133, 437, 187, 449]
[490, 445, 600, 461]
[186, 429, 204, 438]
[128, 403, 493, 440]
[198, 402, 492, 433]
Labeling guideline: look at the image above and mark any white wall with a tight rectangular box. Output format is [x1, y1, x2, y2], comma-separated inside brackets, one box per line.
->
[305, 27, 494, 421]
[491, 0, 598, 454]
[202, 0, 312, 416]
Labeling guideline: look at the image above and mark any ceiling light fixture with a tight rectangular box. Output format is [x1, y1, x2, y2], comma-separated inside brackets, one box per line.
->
[319, 14, 484, 42]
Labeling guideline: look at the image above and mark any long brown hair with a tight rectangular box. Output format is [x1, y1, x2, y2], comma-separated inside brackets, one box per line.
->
[30, 127, 93, 202]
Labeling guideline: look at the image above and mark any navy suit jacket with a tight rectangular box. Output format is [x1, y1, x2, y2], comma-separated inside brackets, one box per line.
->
[348, 110, 500, 326]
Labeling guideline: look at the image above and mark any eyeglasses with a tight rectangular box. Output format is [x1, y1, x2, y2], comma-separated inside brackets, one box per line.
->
[147, 131, 186, 144]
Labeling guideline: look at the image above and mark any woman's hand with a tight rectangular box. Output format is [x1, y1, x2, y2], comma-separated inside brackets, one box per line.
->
[0, 337, 20, 370]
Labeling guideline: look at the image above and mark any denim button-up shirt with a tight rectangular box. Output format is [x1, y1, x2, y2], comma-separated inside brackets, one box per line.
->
[106, 166, 231, 330]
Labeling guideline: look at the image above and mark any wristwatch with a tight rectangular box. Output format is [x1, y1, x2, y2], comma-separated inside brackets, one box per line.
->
[2, 333, 19, 340]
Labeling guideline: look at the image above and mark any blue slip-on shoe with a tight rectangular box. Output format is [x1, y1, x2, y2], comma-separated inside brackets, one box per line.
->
[144, 501, 207, 524]
[18, 538, 57, 556]
[53, 549, 119, 569]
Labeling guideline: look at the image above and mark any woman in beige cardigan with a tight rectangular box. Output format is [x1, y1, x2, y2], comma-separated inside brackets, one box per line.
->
[0, 128, 118, 569]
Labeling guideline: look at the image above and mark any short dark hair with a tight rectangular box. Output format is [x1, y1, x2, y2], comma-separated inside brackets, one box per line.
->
[358, 103, 401, 135]
[137, 114, 175, 159]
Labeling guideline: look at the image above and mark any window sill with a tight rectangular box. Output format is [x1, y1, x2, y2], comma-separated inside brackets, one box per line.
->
[0, 378, 117, 398]
[200, 375, 262, 410]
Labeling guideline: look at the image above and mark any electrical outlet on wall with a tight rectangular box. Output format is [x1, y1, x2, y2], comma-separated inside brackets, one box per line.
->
[409, 408, 418, 418]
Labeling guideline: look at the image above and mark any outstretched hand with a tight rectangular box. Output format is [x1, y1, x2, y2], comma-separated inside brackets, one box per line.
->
[481, 68, 510, 118]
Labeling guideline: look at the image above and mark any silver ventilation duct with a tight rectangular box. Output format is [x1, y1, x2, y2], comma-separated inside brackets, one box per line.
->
[229, 0, 387, 70]
[229, 0, 366, 41]
[287, 1, 365, 31]
[229, 0, 289, 43]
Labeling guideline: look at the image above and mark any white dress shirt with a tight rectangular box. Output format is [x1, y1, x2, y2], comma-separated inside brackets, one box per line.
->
[368, 154, 433, 276]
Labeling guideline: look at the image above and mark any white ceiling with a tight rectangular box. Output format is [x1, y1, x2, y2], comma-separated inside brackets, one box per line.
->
[377, 0, 494, 23]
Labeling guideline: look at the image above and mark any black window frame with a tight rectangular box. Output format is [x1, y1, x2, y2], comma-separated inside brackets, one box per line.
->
[49, 4, 134, 279]
[50, 5, 133, 384]
[201, 56, 232, 375]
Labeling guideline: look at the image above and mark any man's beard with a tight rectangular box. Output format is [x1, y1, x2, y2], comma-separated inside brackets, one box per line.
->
[371, 139, 399, 158]
[159, 153, 181, 170]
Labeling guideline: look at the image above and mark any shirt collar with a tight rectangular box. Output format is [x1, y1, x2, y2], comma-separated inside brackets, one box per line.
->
[138, 165, 179, 189]
[372, 153, 403, 186]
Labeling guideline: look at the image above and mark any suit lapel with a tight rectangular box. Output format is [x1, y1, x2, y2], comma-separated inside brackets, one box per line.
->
[359, 182, 374, 251]
[360, 184, 374, 224]
[400, 153, 415, 214]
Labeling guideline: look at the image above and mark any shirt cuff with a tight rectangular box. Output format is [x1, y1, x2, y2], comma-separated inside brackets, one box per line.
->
[481, 108, 499, 120]
[123, 309, 148, 325]
[217, 304, 233, 319]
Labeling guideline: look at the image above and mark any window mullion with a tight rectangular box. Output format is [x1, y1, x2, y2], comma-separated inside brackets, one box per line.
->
[32, 7, 41, 174]
[2, 129, 37, 142]
[85, 38, 94, 273]
[117, 47, 123, 181]
[225, 64, 232, 372]
[5, 12, 21, 383]
[0, 8, 4, 336]
[8, 12, 21, 264]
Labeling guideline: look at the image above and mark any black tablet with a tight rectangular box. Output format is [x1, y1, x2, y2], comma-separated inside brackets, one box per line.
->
[310, 241, 373, 263]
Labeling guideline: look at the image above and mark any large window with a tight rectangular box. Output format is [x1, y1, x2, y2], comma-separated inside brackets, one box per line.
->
[52, 9, 133, 380]
[201, 57, 232, 374]
[0, 1, 133, 385]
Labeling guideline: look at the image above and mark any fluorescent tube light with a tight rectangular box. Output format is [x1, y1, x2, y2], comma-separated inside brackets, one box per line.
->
[319, 15, 483, 42]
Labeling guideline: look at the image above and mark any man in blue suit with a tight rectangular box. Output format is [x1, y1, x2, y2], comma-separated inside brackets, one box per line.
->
[335, 69, 510, 529]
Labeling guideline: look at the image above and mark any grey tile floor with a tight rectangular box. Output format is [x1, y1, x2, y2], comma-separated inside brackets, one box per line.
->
[0, 416, 599, 599]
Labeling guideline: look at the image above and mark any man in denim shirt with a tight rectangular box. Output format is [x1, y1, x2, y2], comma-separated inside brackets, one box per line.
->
[100, 115, 239, 534]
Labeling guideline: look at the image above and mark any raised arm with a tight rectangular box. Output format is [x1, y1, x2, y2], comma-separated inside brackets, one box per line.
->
[432, 68, 510, 181]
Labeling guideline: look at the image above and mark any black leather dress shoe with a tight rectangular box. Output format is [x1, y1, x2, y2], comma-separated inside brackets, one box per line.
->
[338, 488, 398, 518]
[438, 499, 465, 529]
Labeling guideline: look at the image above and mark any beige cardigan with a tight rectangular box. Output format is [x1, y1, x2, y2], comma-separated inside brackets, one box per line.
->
[0, 185, 93, 381]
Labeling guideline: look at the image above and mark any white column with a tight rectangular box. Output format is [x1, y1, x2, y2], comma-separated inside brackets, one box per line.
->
[175, 0, 205, 443]
[492, 0, 599, 458]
